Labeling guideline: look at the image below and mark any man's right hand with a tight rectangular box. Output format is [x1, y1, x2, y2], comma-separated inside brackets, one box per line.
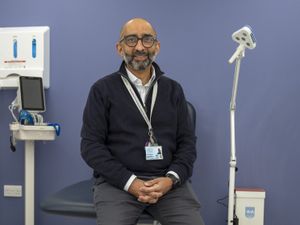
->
[128, 178, 168, 204]
[128, 178, 146, 199]
[128, 178, 162, 204]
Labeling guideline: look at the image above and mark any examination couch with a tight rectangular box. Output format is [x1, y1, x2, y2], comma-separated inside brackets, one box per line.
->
[41, 101, 196, 225]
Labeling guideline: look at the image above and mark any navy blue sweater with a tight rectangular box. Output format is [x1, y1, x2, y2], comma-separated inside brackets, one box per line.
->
[81, 62, 197, 189]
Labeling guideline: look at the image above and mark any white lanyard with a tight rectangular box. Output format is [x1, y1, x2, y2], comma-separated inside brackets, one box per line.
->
[121, 76, 158, 144]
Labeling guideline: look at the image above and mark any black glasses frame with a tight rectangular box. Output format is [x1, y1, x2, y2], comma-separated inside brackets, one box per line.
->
[120, 35, 157, 48]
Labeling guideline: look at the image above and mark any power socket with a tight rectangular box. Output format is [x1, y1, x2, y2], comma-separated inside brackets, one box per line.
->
[4, 185, 22, 197]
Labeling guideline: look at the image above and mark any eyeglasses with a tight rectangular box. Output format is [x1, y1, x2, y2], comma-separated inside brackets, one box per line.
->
[120, 35, 157, 48]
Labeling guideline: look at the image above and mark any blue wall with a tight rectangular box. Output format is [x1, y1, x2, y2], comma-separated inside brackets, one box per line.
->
[1, 0, 300, 225]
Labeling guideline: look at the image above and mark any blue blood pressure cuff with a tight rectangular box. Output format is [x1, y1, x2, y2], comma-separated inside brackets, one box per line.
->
[18, 110, 34, 125]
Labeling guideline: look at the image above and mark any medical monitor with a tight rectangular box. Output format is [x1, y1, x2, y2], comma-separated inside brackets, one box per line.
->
[18, 76, 45, 112]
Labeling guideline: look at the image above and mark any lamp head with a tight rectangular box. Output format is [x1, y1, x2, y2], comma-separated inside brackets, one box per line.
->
[232, 26, 256, 50]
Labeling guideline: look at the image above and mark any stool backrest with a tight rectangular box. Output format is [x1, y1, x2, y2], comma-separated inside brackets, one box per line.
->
[186, 101, 196, 133]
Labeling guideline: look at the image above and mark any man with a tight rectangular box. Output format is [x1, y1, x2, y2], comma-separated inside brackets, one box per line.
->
[81, 18, 205, 225]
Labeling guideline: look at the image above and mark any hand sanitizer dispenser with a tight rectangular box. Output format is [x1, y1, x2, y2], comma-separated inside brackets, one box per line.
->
[0, 26, 50, 89]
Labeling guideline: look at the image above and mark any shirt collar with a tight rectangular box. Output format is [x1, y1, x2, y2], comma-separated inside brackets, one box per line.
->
[126, 66, 156, 87]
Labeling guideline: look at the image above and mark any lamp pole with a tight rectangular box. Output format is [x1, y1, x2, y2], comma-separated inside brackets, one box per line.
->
[227, 47, 244, 225]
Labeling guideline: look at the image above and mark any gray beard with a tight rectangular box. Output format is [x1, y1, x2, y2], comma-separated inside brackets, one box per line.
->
[123, 53, 156, 71]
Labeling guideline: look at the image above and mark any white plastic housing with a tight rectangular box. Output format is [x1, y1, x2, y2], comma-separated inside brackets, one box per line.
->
[10, 123, 55, 140]
[235, 188, 266, 225]
[232, 26, 256, 50]
[0, 26, 50, 89]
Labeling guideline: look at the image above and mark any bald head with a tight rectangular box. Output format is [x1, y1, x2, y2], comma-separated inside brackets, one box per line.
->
[119, 18, 157, 40]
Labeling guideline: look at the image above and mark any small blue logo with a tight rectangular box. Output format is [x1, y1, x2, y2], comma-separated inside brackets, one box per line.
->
[245, 207, 255, 219]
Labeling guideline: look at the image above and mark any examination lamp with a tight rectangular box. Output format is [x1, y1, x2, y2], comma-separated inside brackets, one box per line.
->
[229, 26, 256, 64]
[227, 26, 256, 225]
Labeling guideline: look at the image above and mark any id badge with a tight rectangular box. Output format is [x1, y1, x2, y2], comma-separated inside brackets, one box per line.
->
[145, 145, 163, 160]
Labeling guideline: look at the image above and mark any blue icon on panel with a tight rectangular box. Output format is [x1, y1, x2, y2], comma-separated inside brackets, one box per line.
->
[13, 39, 18, 58]
[245, 207, 255, 219]
[32, 38, 36, 58]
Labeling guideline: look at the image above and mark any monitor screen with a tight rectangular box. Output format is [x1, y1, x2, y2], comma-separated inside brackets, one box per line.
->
[19, 76, 45, 112]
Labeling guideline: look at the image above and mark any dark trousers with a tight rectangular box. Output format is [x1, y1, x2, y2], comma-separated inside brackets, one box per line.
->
[93, 179, 205, 225]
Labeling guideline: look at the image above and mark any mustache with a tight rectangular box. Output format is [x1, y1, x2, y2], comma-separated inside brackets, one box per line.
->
[133, 50, 148, 57]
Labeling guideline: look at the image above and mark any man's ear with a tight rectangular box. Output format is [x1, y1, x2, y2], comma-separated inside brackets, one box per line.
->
[116, 43, 124, 57]
[155, 41, 160, 55]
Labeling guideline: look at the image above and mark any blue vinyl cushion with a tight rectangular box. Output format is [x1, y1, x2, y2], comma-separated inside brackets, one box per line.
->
[41, 179, 96, 217]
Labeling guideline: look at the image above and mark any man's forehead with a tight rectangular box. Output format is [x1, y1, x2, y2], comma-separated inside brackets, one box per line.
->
[120, 19, 156, 38]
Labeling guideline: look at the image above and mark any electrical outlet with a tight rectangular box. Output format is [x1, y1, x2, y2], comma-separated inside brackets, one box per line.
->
[4, 185, 22, 197]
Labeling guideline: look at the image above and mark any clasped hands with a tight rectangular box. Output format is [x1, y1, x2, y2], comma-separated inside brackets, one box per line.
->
[128, 177, 173, 204]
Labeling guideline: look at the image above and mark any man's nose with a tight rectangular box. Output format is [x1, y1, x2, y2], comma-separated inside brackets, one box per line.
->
[135, 39, 145, 51]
